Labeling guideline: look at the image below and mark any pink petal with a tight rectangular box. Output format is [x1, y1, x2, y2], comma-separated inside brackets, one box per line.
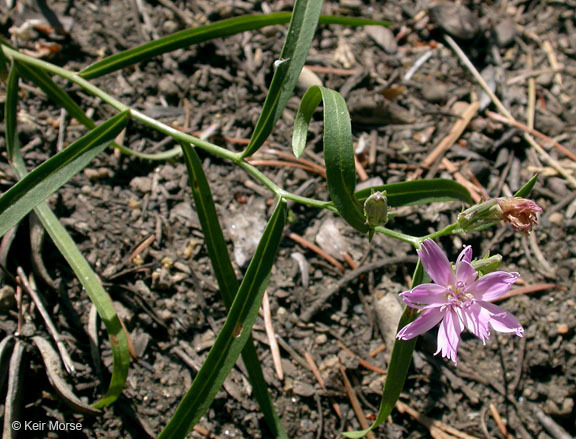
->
[435, 308, 463, 365]
[479, 301, 524, 337]
[396, 308, 444, 340]
[400, 284, 451, 309]
[459, 303, 491, 343]
[456, 260, 477, 288]
[417, 240, 454, 287]
[456, 245, 473, 264]
[469, 271, 519, 301]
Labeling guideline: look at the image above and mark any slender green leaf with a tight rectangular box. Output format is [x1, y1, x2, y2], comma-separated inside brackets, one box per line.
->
[8, 152, 131, 408]
[514, 174, 538, 198]
[5, 64, 19, 161]
[241, 0, 323, 157]
[343, 260, 423, 438]
[293, 85, 368, 232]
[0, 112, 129, 239]
[17, 62, 180, 161]
[159, 199, 286, 439]
[17, 62, 94, 127]
[355, 179, 474, 207]
[181, 143, 286, 438]
[4, 46, 134, 410]
[79, 13, 389, 80]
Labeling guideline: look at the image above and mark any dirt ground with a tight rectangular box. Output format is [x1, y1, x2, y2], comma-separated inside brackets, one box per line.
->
[0, 0, 575, 438]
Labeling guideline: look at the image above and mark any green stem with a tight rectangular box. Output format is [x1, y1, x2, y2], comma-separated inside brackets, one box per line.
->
[374, 226, 420, 247]
[1, 44, 449, 246]
[236, 160, 336, 210]
[419, 222, 460, 242]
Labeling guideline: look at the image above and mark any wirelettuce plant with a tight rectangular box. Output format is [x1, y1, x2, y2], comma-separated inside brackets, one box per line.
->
[0, 0, 542, 438]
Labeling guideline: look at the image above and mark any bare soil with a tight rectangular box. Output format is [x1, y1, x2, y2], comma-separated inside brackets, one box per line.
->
[0, 1, 575, 438]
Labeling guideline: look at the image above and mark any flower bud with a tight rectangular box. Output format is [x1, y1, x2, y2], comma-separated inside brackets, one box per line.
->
[471, 254, 502, 275]
[458, 197, 542, 234]
[363, 191, 388, 227]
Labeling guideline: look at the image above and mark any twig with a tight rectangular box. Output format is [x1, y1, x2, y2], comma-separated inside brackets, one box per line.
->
[304, 65, 359, 76]
[126, 235, 155, 264]
[260, 148, 327, 176]
[368, 344, 386, 357]
[526, 53, 536, 131]
[542, 41, 563, 88]
[304, 352, 326, 391]
[489, 404, 512, 439]
[486, 111, 576, 162]
[403, 50, 434, 82]
[354, 156, 369, 181]
[533, 406, 573, 439]
[444, 35, 576, 188]
[422, 101, 480, 170]
[338, 365, 375, 439]
[396, 401, 482, 439]
[288, 232, 346, 273]
[492, 283, 562, 302]
[337, 341, 387, 375]
[17, 267, 76, 374]
[262, 291, 283, 381]
[247, 159, 327, 178]
[441, 158, 483, 203]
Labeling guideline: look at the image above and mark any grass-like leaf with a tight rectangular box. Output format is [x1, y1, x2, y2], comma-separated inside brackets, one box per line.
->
[293, 85, 368, 233]
[181, 143, 287, 438]
[0, 111, 129, 239]
[343, 261, 423, 438]
[241, 0, 323, 157]
[354, 179, 474, 207]
[4, 69, 130, 408]
[8, 153, 131, 409]
[16, 62, 180, 161]
[5, 64, 19, 161]
[514, 174, 538, 198]
[159, 199, 286, 439]
[79, 13, 389, 80]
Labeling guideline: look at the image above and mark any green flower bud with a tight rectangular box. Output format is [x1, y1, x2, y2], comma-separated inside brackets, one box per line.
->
[471, 253, 502, 276]
[363, 191, 388, 228]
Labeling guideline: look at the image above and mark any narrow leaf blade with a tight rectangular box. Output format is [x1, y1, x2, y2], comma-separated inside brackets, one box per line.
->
[80, 13, 294, 79]
[159, 200, 287, 438]
[79, 12, 389, 80]
[344, 260, 423, 438]
[0, 112, 129, 238]
[9, 154, 131, 408]
[5, 64, 19, 161]
[241, 0, 323, 158]
[514, 174, 538, 198]
[182, 143, 287, 437]
[355, 179, 474, 207]
[294, 86, 367, 232]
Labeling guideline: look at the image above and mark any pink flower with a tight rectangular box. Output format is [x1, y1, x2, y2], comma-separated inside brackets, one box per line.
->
[397, 239, 524, 365]
[496, 198, 542, 233]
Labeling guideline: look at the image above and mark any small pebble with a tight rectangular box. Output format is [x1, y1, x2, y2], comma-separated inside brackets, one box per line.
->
[130, 176, 153, 194]
[0, 286, 15, 311]
[548, 212, 564, 226]
[421, 81, 449, 103]
[158, 76, 180, 98]
[429, 4, 480, 40]
[365, 26, 397, 54]
[493, 17, 516, 47]
[315, 334, 328, 345]
[162, 20, 179, 35]
[557, 323, 569, 334]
